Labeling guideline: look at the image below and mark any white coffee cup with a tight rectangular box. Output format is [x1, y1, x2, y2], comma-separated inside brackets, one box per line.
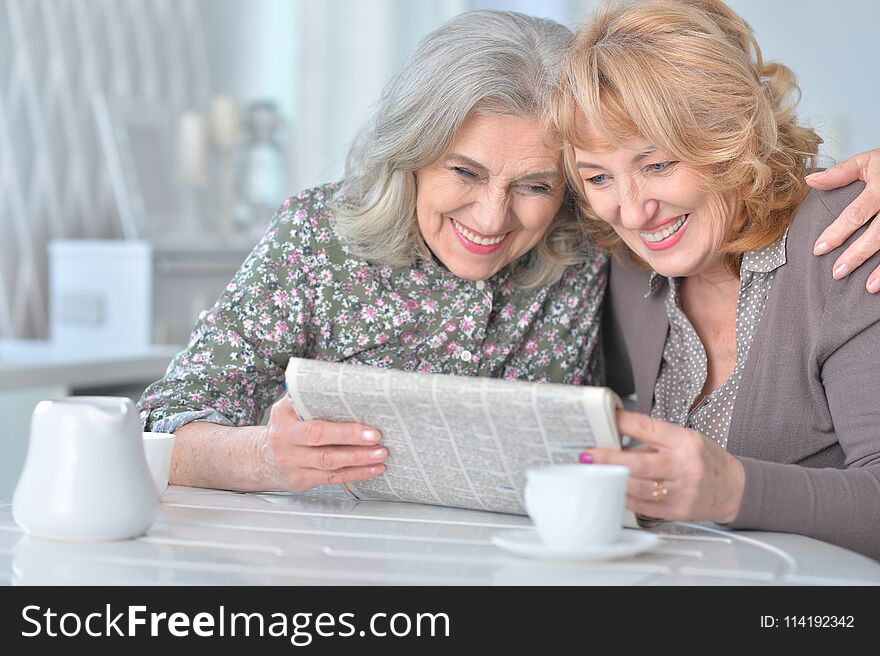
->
[524, 464, 629, 549]
[12, 397, 160, 541]
[143, 432, 175, 494]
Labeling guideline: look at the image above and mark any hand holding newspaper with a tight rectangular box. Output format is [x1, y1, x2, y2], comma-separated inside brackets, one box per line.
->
[285, 358, 635, 525]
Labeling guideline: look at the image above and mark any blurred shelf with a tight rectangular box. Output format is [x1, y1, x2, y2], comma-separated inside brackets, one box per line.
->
[0, 340, 181, 392]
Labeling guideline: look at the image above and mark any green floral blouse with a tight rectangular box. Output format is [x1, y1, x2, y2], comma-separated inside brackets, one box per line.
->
[139, 183, 609, 432]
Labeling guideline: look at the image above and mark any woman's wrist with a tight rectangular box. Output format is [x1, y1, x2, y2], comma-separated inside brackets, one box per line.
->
[246, 425, 278, 490]
[170, 422, 274, 492]
[718, 456, 746, 524]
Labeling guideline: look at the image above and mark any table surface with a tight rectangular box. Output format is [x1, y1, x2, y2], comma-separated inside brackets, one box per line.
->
[1, 486, 878, 586]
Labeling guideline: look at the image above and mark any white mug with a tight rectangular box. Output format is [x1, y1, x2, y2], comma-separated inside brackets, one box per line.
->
[524, 464, 629, 549]
[143, 432, 175, 494]
[12, 397, 160, 541]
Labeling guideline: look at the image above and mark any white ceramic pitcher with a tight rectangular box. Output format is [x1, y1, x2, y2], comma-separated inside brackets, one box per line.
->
[12, 396, 159, 541]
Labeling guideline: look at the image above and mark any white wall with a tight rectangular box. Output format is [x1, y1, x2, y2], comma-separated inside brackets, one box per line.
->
[206, 0, 298, 121]
[292, 0, 468, 191]
[724, 0, 878, 163]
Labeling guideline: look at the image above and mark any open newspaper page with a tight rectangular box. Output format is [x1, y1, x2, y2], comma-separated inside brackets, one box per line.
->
[285, 357, 625, 517]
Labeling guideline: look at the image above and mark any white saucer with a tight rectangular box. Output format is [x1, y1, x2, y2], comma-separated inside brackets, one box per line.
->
[491, 529, 659, 562]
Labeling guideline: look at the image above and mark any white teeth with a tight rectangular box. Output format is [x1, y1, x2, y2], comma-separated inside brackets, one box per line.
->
[641, 215, 687, 243]
[452, 219, 506, 246]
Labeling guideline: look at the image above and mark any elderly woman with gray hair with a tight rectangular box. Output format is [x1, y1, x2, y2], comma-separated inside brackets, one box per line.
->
[140, 9, 880, 496]
[140, 11, 605, 492]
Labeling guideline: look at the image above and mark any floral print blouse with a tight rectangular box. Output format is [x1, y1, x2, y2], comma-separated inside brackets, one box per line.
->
[139, 183, 609, 432]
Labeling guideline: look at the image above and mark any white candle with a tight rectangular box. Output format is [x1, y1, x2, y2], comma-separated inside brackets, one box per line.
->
[178, 111, 208, 185]
[210, 95, 241, 150]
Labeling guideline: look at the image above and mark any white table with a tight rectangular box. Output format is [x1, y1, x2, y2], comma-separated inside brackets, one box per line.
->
[1, 486, 878, 586]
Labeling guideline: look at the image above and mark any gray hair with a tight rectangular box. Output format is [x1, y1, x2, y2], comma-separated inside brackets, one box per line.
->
[330, 10, 591, 288]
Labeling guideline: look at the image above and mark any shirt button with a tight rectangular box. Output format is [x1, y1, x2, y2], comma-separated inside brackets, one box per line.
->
[475, 280, 486, 291]
[460, 350, 473, 362]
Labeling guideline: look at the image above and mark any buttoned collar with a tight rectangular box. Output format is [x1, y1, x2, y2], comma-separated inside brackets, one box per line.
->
[645, 227, 789, 297]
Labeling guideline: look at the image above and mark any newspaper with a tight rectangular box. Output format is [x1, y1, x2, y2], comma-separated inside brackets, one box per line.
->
[285, 357, 627, 517]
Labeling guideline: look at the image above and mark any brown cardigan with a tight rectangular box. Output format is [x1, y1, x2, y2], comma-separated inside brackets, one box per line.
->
[604, 182, 880, 561]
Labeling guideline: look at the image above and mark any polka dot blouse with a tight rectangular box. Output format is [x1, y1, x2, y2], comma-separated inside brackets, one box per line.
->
[648, 230, 787, 449]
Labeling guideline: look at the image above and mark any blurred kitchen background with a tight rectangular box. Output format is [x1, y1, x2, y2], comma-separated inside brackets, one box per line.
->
[0, 0, 877, 496]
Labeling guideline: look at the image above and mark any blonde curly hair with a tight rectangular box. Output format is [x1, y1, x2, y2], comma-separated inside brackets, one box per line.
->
[548, 0, 821, 271]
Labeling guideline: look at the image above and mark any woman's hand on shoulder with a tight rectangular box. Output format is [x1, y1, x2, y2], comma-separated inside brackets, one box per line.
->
[259, 396, 387, 492]
[808, 149, 880, 291]
[579, 410, 745, 523]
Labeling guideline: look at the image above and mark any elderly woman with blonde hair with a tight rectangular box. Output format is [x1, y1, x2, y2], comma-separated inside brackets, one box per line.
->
[553, 0, 880, 558]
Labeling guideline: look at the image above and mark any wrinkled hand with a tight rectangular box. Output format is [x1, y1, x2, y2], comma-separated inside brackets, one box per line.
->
[260, 396, 387, 492]
[808, 149, 880, 291]
[580, 410, 745, 523]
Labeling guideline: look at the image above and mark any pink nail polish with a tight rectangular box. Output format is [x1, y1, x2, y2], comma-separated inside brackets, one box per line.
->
[813, 241, 829, 255]
[869, 278, 880, 293]
[579, 453, 594, 464]
[833, 263, 850, 279]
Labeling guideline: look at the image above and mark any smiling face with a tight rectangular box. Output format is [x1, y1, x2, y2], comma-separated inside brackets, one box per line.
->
[573, 126, 740, 280]
[415, 113, 566, 281]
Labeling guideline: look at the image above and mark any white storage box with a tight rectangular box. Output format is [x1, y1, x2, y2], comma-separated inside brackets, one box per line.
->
[49, 240, 152, 351]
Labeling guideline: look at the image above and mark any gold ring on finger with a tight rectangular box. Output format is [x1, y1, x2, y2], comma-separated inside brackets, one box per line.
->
[650, 479, 669, 499]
